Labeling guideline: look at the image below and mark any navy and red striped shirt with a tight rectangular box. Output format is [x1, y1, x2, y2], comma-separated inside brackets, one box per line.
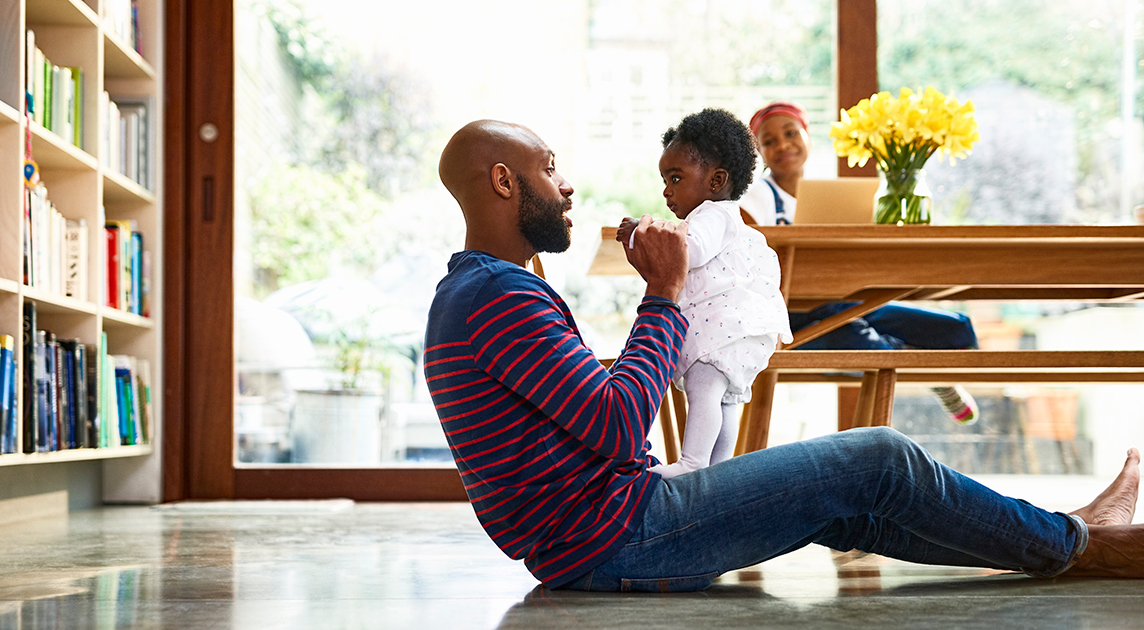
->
[423, 250, 687, 588]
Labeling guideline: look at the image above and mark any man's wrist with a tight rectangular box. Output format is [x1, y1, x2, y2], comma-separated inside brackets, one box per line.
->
[637, 295, 681, 313]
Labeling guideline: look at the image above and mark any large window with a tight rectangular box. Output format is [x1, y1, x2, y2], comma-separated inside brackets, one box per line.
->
[231, 0, 839, 466]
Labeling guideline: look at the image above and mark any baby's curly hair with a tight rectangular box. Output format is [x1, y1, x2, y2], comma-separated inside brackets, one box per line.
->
[661, 108, 757, 200]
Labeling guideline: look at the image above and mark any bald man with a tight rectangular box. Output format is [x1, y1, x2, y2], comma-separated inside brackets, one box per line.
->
[425, 120, 1144, 592]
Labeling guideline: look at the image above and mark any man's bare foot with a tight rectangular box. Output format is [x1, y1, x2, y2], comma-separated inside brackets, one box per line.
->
[1070, 448, 1140, 526]
[1067, 523, 1144, 578]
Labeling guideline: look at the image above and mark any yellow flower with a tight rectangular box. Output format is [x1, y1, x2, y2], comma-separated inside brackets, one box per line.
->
[832, 86, 979, 172]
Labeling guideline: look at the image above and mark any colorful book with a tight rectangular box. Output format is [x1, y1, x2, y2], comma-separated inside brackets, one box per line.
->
[68, 67, 83, 149]
[105, 225, 120, 309]
[34, 330, 51, 452]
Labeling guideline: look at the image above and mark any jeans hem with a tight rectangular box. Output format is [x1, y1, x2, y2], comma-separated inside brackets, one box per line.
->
[1026, 513, 1088, 578]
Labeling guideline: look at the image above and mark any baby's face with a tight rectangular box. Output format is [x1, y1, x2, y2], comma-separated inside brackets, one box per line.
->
[659, 142, 715, 220]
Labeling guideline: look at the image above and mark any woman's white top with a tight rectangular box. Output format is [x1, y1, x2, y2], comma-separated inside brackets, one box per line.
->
[738, 168, 797, 225]
[673, 199, 793, 402]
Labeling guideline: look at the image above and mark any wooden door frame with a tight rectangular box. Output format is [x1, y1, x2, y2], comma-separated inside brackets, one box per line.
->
[161, 0, 878, 502]
[162, 0, 465, 501]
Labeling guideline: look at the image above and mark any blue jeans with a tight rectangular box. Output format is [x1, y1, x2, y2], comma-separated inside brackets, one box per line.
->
[790, 302, 978, 350]
[558, 427, 1086, 592]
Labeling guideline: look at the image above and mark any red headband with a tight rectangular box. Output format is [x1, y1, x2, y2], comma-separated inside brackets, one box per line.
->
[749, 101, 809, 135]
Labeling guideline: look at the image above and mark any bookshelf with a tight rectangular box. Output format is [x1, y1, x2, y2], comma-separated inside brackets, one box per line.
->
[0, 0, 161, 491]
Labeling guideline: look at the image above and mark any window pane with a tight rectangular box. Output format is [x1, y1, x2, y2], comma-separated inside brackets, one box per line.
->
[233, 0, 837, 465]
[878, 0, 1143, 225]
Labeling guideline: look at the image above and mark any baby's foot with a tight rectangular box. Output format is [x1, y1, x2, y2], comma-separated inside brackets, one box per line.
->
[1070, 448, 1140, 526]
[648, 459, 702, 479]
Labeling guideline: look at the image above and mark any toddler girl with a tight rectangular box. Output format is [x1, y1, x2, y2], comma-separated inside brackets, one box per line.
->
[618, 108, 792, 479]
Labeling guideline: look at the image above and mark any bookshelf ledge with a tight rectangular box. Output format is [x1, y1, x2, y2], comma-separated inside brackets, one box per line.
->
[104, 170, 156, 204]
[104, 33, 156, 79]
[0, 444, 153, 468]
[0, 101, 17, 124]
[24, 0, 98, 27]
[102, 308, 154, 329]
[29, 123, 98, 170]
[22, 286, 99, 315]
[0, 279, 18, 295]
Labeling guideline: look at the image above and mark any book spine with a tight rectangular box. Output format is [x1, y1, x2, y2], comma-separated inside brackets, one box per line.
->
[0, 335, 14, 454]
[22, 303, 37, 453]
[65, 220, 88, 301]
[74, 343, 88, 448]
[34, 330, 50, 452]
[84, 343, 99, 448]
[130, 232, 142, 314]
[48, 335, 60, 451]
[105, 226, 119, 309]
[60, 343, 74, 449]
[69, 67, 83, 149]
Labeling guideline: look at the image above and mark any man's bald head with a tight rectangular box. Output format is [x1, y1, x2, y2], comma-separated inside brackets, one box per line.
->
[439, 120, 549, 213]
[438, 120, 573, 266]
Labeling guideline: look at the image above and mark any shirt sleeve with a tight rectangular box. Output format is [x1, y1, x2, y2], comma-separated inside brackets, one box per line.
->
[467, 276, 687, 463]
[685, 203, 736, 269]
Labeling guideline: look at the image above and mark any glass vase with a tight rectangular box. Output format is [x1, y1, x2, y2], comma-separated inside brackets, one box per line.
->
[874, 168, 932, 225]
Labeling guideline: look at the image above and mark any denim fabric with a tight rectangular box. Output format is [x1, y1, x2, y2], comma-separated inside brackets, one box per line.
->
[789, 302, 979, 350]
[558, 427, 1085, 592]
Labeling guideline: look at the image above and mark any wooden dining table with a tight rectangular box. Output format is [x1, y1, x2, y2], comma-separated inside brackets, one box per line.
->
[589, 224, 1144, 455]
[592, 224, 1144, 346]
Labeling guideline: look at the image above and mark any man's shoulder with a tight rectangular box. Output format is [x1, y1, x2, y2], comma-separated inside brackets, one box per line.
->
[440, 251, 547, 295]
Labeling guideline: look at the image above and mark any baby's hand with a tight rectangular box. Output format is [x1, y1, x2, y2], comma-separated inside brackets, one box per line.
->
[617, 217, 638, 249]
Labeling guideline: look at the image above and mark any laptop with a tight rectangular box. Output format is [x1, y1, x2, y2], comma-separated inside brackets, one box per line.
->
[793, 178, 880, 224]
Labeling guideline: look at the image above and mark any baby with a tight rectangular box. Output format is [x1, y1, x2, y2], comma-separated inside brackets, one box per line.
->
[618, 108, 792, 479]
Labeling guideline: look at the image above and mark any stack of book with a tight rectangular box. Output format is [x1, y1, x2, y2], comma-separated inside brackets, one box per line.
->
[105, 219, 149, 316]
[24, 30, 84, 149]
[23, 183, 87, 300]
[20, 303, 152, 453]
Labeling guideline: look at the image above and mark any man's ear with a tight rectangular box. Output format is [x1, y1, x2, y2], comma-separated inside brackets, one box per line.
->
[491, 163, 513, 199]
[710, 169, 729, 193]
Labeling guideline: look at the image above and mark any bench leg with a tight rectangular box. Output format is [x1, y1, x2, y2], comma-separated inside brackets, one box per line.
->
[737, 370, 779, 454]
[853, 369, 898, 428]
[658, 390, 680, 464]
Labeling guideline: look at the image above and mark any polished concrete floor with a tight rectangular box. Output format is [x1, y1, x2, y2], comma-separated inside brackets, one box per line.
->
[2, 480, 1144, 630]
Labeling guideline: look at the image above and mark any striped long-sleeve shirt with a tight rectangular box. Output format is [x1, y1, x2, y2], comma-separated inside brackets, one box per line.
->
[423, 250, 687, 588]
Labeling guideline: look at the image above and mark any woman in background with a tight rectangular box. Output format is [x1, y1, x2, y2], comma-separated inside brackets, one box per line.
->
[740, 101, 980, 425]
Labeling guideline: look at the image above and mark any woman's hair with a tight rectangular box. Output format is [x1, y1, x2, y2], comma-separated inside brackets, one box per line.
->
[661, 108, 757, 201]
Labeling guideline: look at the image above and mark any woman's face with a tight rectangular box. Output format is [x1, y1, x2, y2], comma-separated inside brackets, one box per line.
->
[755, 114, 809, 179]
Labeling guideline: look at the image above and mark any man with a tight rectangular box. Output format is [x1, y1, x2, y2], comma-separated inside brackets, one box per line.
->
[425, 119, 1144, 592]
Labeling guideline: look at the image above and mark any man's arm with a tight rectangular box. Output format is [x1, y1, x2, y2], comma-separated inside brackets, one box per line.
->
[468, 280, 686, 463]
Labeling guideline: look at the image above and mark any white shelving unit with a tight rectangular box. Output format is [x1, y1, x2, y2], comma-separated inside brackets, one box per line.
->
[0, 0, 162, 502]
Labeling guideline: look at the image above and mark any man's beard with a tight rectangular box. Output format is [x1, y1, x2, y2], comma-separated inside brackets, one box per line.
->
[516, 174, 572, 253]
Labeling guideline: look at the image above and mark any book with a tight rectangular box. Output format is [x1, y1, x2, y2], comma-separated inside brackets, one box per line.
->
[129, 232, 142, 314]
[22, 302, 37, 453]
[58, 339, 88, 449]
[105, 225, 120, 309]
[103, 338, 118, 446]
[105, 220, 135, 311]
[112, 98, 152, 190]
[34, 330, 51, 452]
[59, 339, 74, 449]
[135, 359, 151, 443]
[0, 335, 15, 454]
[68, 67, 84, 149]
[84, 342, 100, 448]
[65, 220, 88, 300]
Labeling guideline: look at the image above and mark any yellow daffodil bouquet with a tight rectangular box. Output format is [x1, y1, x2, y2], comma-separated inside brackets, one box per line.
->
[830, 87, 980, 224]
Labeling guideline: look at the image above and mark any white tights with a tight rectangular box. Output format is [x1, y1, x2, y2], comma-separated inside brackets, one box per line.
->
[648, 361, 739, 479]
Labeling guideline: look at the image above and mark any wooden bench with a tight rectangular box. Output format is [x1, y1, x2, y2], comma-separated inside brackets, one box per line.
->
[724, 350, 1144, 456]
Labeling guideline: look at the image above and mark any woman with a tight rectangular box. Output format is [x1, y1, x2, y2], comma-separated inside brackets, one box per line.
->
[739, 101, 980, 425]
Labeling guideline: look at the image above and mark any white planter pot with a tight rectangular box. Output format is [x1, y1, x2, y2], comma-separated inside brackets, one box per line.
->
[292, 389, 384, 464]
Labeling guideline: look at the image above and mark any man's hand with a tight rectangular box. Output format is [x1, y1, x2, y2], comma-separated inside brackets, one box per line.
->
[621, 215, 688, 301]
